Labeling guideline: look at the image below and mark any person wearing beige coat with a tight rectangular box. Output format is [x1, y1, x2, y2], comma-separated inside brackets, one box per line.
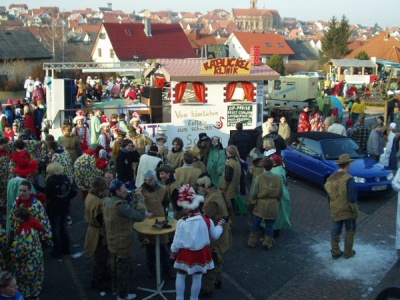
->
[247, 157, 282, 250]
[83, 177, 109, 290]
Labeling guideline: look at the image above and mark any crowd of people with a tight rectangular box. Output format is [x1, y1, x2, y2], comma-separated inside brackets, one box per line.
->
[0, 81, 295, 300]
[2, 73, 396, 299]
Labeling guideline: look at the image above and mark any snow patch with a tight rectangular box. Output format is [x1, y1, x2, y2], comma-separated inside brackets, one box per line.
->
[310, 239, 396, 287]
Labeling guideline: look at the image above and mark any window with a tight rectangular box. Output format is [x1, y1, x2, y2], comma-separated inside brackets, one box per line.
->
[273, 80, 281, 91]
[277, 42, 283, 48]
[299, 138, 321, 157]
[97, 48, 102, 57]
[125, 29, 132, 35]
[110, 49, 114, 58]
[99, 33, 105, 39]
[266, 42, 272, 47]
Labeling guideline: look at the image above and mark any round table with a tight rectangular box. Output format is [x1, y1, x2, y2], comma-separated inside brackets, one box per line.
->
[134, 218, 177, 300]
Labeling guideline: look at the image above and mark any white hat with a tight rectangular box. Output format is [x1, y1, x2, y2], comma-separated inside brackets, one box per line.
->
[73, 109, 86, 124]
[130, 112, 141, 124]
[177, 184, 204, 210]
[100, 122, 110, 128]
[390, 122, 397, 130]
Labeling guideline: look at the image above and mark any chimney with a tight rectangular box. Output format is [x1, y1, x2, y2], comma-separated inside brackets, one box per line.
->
[107, 3, 112, 10]
[195, 29, 200, 40]
[144, 18, 152, 37]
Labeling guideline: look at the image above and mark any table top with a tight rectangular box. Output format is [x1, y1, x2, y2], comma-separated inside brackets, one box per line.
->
[133, 218, 177, 235]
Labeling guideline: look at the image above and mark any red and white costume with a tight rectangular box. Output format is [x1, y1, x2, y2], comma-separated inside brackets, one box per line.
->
[72, 110, 90, 151]
[170, 185, 223, 274]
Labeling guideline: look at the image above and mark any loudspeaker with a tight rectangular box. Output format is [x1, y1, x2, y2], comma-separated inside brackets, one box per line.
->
[150, 87, 163, 123]
[63, 79, 75, 119]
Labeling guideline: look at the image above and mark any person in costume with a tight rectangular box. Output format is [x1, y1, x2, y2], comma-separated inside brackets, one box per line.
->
[206, 136, 226, 188]
[297, 106, 311, 132]
[170, 184, 227, 300]
[103, 180, 146, 300]
[197, 176, 232, 298]
[11, 207, 44, 299]
[9, 181, 51, 244]
[83, 177, 110, 290]
[245, 148, 265, 227]
[74, 149, 103, 199]
[72, 110, 91, 152]
[247, 157, 283, 250]
[167, 137, 185, 171]
[6, 154, 38, 238]
[0, 138, 11, 215]
[60, 124, 82, 163]
[270, 154, 292, 238]
[140, 170, 175, 279]
[90, 108, 102, 149]
[0, 226, 7, 272]
[48, 141, 74, 184]
[45, 162, 76, 258]
[155, 132, 169, 164]
[99, 122, 112, 159]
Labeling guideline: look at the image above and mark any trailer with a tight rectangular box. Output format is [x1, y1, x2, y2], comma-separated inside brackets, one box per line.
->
[47, 58, 280, 146]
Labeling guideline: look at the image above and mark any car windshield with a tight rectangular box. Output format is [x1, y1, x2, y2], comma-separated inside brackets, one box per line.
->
[321, 139, 362, 160]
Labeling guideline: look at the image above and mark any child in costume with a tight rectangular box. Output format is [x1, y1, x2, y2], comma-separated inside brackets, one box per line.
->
[170, 184, 227, 300]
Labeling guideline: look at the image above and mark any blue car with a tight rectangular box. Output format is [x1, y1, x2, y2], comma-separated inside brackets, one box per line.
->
[282, 132, 394, 195]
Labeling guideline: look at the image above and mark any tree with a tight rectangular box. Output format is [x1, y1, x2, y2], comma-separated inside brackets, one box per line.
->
[319, 15, 351, 65]
[354, 50, 369, 60]
[267, 54, 285, 75]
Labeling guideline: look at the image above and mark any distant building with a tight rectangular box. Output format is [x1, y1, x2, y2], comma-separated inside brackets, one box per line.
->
[91, 20, 196, 62]
[231, 0, 281, 32]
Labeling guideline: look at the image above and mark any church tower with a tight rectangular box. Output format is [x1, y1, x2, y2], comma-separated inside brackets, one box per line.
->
[250, 0, 257, 8]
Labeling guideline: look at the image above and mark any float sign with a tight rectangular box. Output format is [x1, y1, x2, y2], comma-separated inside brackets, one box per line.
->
[227, 105, 253, 127]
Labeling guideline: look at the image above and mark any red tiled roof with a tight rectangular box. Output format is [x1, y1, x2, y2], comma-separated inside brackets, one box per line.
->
[102, 23, 196, 60]
[71, 9, 93, 15]
[186, 32, 217, 48]
[233, 32, 294, 55]
[79, 24, 102, 33]
[154, 58, 280, 82]
[232, 8, 272, 17]
[346, 31, 400, 63]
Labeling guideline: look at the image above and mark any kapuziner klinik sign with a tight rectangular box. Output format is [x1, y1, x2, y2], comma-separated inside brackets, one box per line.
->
[201, 58, 252, 75]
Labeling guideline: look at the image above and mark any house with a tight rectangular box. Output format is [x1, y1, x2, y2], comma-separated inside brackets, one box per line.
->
[91, 21, 197, 63]
[285, 39, 318, 68]
[186, 30, 218, 58]
[8, 4, 28, 17]
[346, 30, 400, 63]
[225, 31, 294, 64]
[0, 30, 52, 81]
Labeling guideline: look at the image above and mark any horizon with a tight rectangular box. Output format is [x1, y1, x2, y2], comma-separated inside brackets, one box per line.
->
[2, 0, 399, 29]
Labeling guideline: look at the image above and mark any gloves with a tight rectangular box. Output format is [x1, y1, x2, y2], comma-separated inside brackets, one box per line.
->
[350, 203, 358, 219]
[218, 216, 230, 227]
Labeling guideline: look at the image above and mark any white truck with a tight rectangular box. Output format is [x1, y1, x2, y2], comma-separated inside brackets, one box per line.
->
[264, 75, 320, 127]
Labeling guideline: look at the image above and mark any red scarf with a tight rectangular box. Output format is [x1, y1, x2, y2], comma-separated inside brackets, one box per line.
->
[16, 193, 47, 207]
[17, 216, 46, 235]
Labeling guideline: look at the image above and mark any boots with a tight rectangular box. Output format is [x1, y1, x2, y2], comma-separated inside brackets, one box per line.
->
[247, 231, 258, 248]
[331, 236, 343, 259]
[343, 231, 356, 258]
[262, 236, 273, 250]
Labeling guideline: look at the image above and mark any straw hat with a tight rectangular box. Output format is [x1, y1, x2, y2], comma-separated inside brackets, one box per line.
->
[335, 154, 355, 165]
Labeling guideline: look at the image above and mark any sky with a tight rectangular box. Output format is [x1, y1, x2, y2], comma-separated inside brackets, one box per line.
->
[3, 0, 399, 28]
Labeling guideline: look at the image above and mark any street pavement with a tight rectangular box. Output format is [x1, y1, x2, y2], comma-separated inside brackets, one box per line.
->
[36, 178, 400, 300]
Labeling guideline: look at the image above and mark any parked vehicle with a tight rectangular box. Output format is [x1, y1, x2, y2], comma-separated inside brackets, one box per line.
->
[293, 71, 326, 80]
[282, 132, 394, 195]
